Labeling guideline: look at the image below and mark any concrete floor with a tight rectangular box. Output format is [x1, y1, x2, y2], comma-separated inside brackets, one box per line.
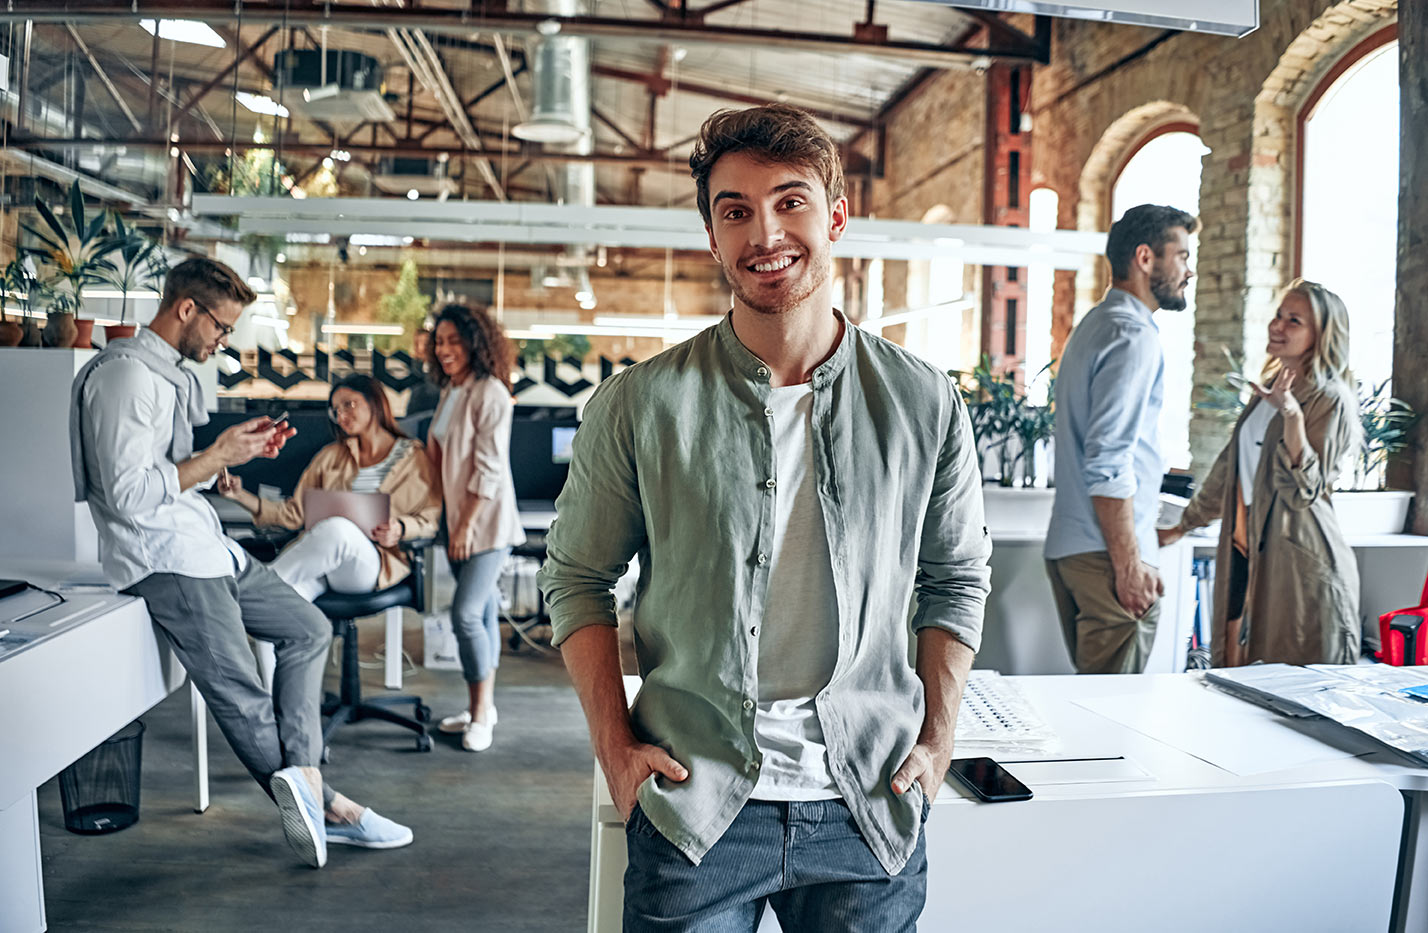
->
[36, 618, 596, 932]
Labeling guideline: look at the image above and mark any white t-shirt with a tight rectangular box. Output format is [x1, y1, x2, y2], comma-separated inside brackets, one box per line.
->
[1238, 401, 1276, 506]
[750, 383, 841, 801]
[429, 384, 466, 444]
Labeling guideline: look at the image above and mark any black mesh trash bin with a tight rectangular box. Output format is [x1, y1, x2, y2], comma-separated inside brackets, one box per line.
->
[58, 720, 145, 835]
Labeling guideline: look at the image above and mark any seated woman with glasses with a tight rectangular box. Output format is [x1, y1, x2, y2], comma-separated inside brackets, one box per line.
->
[217, 374, 441, 601]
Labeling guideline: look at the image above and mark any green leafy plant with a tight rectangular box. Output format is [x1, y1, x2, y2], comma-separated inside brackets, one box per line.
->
[518, 334, 592, 366]
[101, 215, 168, 326]
[1357, 379, 1418, 489]
[376, 259, 432, 350]
[21, 180, 121, 314]
[950, 355, 1056, 487]
[0, 258, 29, 324]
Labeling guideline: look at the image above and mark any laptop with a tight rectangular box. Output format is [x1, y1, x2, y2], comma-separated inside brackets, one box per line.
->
[302, 489, 390, 538]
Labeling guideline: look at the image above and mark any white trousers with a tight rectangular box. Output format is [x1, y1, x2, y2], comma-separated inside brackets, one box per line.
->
[271, 516, 383, 602]
[253, 517, 383, 690]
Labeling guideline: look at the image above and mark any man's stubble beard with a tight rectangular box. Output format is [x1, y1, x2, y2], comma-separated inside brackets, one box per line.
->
[1150, 265, 1188, 311]
[723, 248, 830, 317]
[176, 320, 210, 362]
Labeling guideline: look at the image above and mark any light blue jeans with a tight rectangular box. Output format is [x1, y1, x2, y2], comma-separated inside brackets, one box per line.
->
[450, 547, 511, 683]
[623, 797, 929, 932]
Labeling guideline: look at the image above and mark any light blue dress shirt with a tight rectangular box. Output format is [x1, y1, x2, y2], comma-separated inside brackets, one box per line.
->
[1045, 288, 1166, 567]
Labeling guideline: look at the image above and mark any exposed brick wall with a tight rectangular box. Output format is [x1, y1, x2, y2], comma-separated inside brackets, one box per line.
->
[1394, 1, 1428, 527]
[1024, 0, 1397, 476]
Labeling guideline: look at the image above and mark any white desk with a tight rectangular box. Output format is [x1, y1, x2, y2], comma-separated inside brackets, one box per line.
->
[0, 582, 188, 933]
[587, 673, 1428, 933]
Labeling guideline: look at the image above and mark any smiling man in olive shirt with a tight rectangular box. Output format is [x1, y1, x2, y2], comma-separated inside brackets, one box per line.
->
[538, 105, 991, 932]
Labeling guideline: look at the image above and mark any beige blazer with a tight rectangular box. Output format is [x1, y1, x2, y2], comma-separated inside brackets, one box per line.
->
[1180, 378, 1361, 666]
[253, 436, 442, 589]
[429, 375, 526, 555]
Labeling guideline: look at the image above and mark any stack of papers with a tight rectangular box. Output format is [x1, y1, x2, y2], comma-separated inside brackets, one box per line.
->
[1207, 664, 1428, 766]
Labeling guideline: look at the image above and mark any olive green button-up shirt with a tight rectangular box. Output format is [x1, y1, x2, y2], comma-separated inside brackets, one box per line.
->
[538, 313, 991, 875]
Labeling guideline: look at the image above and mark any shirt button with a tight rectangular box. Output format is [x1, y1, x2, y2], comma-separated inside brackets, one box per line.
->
[743, 698, 755, 711]
[751, 760, 761, 770]
[764, 407, 774, 417]
[750, 626, 759, 637]
[766, 478, 777, 489]
[756, 366, 769, 378]
[757, 553, 767, 565]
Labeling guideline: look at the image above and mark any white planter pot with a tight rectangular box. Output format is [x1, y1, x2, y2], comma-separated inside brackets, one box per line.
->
[1333, 490, 1413, 537]
[982, 486, 1056, 535]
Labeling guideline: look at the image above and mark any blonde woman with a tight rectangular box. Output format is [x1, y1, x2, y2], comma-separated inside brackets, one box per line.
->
[1159, 279, 1362, 665]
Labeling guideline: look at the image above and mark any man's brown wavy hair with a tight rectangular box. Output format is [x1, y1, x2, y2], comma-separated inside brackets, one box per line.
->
[689, 104, 845, 227]
[428, 303, 514, 391]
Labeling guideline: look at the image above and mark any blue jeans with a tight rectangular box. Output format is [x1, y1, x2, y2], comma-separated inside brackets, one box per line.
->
[623, 797, 929, 932]
[449, 547, 510, 683]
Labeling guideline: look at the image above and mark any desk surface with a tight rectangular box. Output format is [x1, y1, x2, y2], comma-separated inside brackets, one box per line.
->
[594, 672, 1428, 821]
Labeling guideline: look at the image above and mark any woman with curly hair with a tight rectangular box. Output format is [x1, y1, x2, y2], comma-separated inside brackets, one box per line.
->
[427, 304, 525, 751]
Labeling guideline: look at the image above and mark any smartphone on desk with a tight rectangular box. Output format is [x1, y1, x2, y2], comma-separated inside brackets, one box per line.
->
[947, 757, 1033, 803]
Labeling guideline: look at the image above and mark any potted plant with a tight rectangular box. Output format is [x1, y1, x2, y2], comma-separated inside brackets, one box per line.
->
[22, 180, 120, 348]
[0, 258, 34, 347]
[950, 357, 1058, 536]
[101, 214, 167, 341]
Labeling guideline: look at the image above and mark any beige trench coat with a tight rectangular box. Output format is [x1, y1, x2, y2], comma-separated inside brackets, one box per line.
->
[427, 375, 526, 556]
[1180, 378, 1360, 666]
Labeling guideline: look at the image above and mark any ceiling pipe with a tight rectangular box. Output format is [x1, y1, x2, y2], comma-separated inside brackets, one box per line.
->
[0, 5, 1040, 68]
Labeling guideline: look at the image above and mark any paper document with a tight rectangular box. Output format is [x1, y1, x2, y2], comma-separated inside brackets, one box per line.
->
[302, 489, 390, 537]
[1209, 664, 1428, 766]
[1074, 678, 1374, 776]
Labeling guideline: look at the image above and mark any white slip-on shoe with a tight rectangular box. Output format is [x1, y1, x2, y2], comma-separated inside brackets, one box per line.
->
[461, 719, 494, 752]
[327, 809, 414, 849]
[270, 767, 327, 869]
[437, 711, 470, 734]
[438, 707, 497, 734]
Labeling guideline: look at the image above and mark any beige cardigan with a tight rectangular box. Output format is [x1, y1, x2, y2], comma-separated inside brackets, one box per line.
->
[1180, 378, 1361, 666]
[428, 375, 526, 555]
[253, 436, 442, 589]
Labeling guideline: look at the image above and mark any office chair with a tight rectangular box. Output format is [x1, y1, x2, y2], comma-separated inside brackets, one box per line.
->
[317, 537, 436, 756]
[1377, 570, 1428, 666]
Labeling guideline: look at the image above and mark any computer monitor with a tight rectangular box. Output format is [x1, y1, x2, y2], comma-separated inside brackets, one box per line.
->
[510, 419, 580, 502]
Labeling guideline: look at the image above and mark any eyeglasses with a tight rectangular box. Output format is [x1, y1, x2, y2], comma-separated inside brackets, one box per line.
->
[193, 299, 235, 338]
[328, 397, 366, 422]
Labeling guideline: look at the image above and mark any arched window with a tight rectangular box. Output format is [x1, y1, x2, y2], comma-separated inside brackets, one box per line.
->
[1110, 127, 1209, 471]
[898, 205, 967, 372]
[1025, 187, 1058, 404]
[1298, 26, 1398, 387]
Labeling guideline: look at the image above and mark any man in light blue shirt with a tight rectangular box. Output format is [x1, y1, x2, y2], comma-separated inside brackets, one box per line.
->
[1045, 204, 1198, 674]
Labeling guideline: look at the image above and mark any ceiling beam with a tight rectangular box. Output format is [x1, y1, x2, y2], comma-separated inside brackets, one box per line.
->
[592, 64, 876, 129]
[170, 25, 279, 126]
[10, 134, 694, 170]
[17, 5, 1046, 69]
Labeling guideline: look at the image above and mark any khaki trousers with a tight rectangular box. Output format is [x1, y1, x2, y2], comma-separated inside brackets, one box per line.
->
[1045, 551, 1159, 674]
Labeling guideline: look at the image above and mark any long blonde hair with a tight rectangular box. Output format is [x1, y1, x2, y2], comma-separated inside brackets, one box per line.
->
[1260, 277, 1362, 449]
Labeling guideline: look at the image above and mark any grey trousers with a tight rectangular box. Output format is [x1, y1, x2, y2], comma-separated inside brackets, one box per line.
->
[126, 558, 337, 807]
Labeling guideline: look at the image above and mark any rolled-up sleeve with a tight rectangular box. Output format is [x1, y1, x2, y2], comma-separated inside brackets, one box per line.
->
[84, 359, 180, 516]
[1083, 324, 1160, 499]
[910, 385, 992, 652]
[1272, 392, 1354, 511]
[538, 372, 647, 647]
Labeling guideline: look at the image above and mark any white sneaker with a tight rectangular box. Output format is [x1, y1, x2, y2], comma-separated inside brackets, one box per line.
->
[438, 708, 496, 734]
[461, 719, 494, 752]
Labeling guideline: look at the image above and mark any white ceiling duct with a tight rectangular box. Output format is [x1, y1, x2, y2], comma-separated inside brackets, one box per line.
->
[518, 0, 597, 307]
